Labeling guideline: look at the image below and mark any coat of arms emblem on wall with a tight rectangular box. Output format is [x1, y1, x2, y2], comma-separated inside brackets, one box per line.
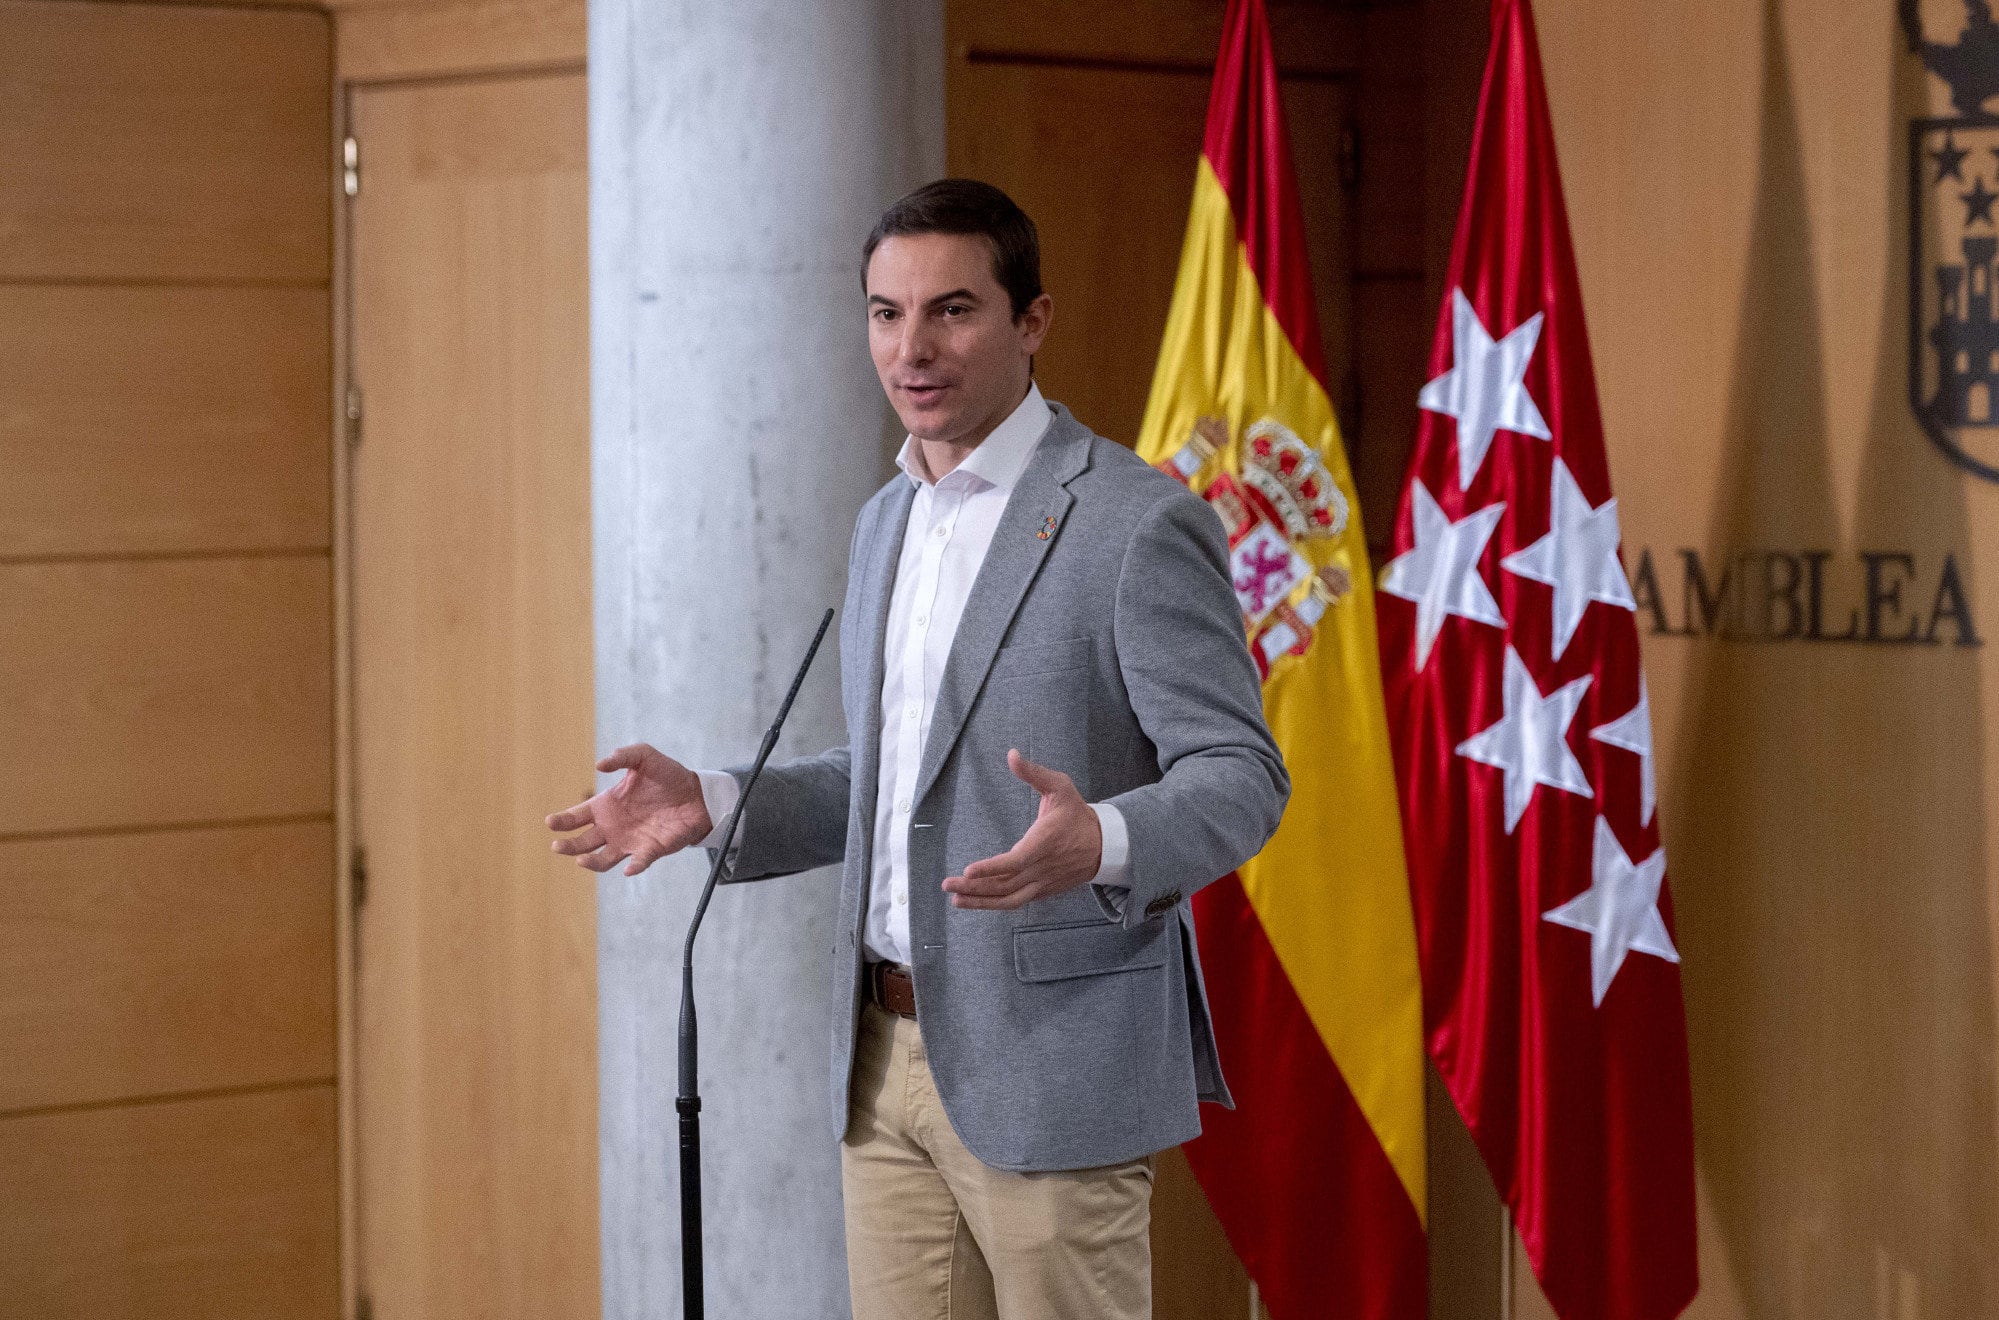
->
[1907, 0, 1999, 479]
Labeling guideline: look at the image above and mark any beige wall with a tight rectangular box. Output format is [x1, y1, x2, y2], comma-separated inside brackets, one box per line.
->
[0, 3, 338, 1316]
[1512, 0, 1998, 1313]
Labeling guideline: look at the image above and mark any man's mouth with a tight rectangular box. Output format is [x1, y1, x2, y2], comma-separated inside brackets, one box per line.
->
[900, 381, 950, 404]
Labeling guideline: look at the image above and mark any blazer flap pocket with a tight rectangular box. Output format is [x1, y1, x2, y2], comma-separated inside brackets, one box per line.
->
[1014, 919, 1168, 983]
[989, 635, 1092, 680]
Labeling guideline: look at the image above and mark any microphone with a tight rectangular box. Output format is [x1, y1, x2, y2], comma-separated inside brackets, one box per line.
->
[675, 605, 834, 1320]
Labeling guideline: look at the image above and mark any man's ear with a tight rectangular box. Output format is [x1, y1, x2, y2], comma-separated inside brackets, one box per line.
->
[1017, 292, 1053, 356]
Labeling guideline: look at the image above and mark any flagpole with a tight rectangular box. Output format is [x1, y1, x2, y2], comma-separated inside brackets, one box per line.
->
[1499, 1205, 1516, 1320]
[1247, 1279, 1260, 1320]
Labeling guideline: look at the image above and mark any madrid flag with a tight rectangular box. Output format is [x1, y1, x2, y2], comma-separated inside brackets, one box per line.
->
[1136, 1, 1427, 1315]
[1376, 0, 1698, 1317]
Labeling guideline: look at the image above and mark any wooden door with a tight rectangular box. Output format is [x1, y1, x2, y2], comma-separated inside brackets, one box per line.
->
[347, 68, 597, 1320]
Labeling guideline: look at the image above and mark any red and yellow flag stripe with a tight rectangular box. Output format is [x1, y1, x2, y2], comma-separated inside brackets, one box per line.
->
[1136, 1, 1427, 1314]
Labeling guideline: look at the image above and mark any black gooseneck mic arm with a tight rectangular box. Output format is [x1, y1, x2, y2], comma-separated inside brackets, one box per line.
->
[676, 605, 834, 1320]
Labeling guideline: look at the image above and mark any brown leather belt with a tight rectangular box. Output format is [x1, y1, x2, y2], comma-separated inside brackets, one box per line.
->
[866, 961, 917, 1017]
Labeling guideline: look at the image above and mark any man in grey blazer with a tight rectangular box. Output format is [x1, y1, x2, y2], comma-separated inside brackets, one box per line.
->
[547, 179, 1287, 1320]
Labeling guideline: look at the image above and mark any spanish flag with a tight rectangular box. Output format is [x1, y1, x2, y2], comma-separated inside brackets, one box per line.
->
[1135, 0, 1428, 1314]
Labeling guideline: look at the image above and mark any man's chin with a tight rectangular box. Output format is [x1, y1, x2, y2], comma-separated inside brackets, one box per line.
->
[897, 408, 969, 445]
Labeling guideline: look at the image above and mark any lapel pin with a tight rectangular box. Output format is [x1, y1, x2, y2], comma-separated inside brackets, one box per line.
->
[1036, 514, 1058, 541]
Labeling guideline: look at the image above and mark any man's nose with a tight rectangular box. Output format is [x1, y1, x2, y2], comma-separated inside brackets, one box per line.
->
[897, 319, 935, 364]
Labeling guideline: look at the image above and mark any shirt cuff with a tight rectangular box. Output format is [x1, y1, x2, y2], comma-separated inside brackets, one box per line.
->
[1086, 802, 1131, 919]
[695, 769, 742, 850]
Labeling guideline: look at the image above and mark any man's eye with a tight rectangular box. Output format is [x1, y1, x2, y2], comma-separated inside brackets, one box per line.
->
[872, 309, 896, 322]
[942, 304, 966, 317]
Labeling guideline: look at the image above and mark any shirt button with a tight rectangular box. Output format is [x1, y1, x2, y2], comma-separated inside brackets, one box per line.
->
[906, 704, 919, 719]
[893, 892, 906, 906]
[914, 614, 926, 627]
[933, 525, 947, 538]
[897, 799, 911, 813]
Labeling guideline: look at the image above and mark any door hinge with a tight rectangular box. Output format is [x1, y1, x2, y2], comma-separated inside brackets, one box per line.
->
[350, 847, 368, 910]
[343, 136, 360, 197]
[345, 384, 363, 447]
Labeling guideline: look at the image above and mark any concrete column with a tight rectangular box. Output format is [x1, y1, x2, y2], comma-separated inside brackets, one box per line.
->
[589, 3, 943, 1316]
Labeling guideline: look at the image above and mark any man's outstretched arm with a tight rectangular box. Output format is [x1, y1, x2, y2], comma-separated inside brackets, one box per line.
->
[704, 747, 851, 883]
[545, 742, 850, 880]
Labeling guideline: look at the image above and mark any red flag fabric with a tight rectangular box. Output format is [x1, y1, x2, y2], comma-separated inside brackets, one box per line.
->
[1376, 1, 1699, 1318]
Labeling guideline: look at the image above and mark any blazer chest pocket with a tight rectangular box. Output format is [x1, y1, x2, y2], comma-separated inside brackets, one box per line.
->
[988, 636, 1095, 781]
[988, 635, 1092, 681]
[1013, 918, 1167, 984]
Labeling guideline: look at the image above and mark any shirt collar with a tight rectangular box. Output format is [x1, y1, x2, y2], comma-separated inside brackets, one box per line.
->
[894, 381, 1051, 493]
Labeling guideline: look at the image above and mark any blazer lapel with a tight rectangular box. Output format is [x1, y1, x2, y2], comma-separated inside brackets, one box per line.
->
[913, 411, 1092, 805]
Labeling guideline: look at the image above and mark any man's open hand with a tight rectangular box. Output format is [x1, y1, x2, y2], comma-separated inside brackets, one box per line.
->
[941, 749, 1102, 910]
[545, 743, 712, 876]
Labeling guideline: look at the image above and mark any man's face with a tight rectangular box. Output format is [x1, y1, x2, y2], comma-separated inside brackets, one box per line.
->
[865, 232, 1052, 449]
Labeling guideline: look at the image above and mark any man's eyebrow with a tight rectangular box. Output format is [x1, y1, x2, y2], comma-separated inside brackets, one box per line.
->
[925, 289, 980, 309]
[867, 294, 900, 307]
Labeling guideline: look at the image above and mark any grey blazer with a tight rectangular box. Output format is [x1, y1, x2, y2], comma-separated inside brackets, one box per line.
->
[718, 400, 1288, 1173]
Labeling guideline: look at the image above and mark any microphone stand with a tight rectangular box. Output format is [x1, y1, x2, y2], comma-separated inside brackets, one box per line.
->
[677, 606, 834, 1320]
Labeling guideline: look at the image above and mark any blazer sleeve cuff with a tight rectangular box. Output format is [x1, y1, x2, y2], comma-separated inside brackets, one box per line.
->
[695, 769, 743, 851]
[1087, 801, 1134, 922]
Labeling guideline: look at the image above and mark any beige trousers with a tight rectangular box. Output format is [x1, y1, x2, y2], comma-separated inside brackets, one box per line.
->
[840, 1001, 1156, 1320]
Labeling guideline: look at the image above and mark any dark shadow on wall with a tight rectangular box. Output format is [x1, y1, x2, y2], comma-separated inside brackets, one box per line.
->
[1669, 0, 1996, 1313]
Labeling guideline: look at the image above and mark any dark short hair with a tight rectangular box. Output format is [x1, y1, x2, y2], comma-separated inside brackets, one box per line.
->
[861, 178, 1044, 319]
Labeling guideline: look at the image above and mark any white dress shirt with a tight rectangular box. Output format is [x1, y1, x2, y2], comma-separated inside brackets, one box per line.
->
[696, 382, 1128, 965]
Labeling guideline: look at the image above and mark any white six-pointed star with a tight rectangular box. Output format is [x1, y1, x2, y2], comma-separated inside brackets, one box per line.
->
[1500, 457, 1637, 660]
[1543, 816, 1680, 1006]
[1418, 288, 1553, 490]
[1379, 480, 1507, 670]
[1590, 679, 1656, 827]
[1456, 646, 1593, 833]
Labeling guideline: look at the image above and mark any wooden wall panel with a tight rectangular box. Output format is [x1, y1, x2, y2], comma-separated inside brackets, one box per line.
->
[0, 286, 329, 560]
[0, 821, 334, 1114]
[1353, 5, 1425, 281]
[1352, 274, 1432, 553]
[0, 3, 338, 1317]
[1150, 1147, 1253, 1315]
[335, 0, 583, 83]
[0, 557, 331, 836]
[1347, 5, 1432, 557]
[949, 0, 1359, 75]
[0, 1085, 338, 1320]
[0, 1, 329, 284]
